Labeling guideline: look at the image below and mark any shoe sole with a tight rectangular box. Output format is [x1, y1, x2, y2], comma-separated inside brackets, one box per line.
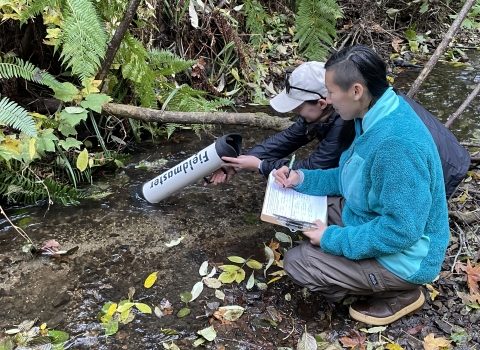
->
[348, 291, 425, 326]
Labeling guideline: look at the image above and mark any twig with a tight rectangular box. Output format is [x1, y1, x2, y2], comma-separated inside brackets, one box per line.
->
[0, 205, 34, 245]
[445, 80, 480, 129]
[282, 317, 295, 340]
[451, 221, 466, 272]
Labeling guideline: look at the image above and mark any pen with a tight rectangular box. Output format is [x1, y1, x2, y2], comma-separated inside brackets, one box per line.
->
[286, 154, 295, 178]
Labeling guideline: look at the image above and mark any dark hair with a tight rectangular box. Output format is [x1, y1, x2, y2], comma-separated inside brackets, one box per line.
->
[325, 45, 389, 104]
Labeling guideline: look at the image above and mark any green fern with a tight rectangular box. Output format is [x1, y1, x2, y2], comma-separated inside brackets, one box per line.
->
[148, 49, 197, 76]
[0, 56, 63, 91]
[157, 82, 233, 112]
[294, 0, 342, 61]
[58, 0, 108, 81]
[0, 96, 37, 137]
[0, 171, 88, 205]
[244, 0, 268, 46]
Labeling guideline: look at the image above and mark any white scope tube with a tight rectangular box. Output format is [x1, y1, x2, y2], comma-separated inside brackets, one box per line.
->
[139, 133, 242, 203]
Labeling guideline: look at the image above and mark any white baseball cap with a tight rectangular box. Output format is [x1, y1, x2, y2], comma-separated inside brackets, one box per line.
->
[270, 61, 328, 113]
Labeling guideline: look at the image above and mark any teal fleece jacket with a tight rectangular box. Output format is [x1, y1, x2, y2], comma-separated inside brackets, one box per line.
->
[295, 88, 450, 285]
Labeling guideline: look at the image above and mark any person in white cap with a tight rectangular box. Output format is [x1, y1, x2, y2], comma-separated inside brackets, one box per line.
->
[204, 61, 355, 185]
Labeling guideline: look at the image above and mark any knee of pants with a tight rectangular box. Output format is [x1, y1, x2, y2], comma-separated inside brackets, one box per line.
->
[283, 245, 304, 277]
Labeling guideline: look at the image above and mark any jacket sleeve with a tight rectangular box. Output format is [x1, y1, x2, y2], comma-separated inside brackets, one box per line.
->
[248, 115, 345, 177]
[292, 115, 345, 171]
[246, 117, 313, 177]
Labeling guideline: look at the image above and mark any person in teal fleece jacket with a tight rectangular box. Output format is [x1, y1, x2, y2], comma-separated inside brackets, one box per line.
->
[272, 45, 450, 326]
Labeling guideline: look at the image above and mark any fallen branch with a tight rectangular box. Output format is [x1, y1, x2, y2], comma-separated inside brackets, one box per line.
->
[102, 103, 294, 131]
[445, 80, 480, 129]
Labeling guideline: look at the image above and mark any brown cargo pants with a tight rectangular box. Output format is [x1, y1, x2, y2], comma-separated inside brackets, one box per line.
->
[283, 197, 421, 302]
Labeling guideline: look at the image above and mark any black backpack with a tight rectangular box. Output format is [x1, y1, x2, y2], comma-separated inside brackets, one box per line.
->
[398, 91, 470, 198]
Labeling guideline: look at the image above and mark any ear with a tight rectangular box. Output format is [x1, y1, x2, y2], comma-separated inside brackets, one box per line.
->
[352, 83, 364, 101]
[319, 98, 328, 109]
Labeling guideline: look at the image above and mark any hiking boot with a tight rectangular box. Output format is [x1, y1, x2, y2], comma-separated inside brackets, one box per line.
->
[349, 288, 425, 325]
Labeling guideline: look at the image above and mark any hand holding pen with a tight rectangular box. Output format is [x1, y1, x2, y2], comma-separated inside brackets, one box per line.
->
[272, 165, 301, 188]
[286, 154, 295, 179]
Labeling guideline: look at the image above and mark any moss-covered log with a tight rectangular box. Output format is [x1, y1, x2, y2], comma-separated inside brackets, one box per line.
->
[102, 103, 294, 131]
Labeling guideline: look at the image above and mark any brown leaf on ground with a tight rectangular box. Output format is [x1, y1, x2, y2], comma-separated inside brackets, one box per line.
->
[268, 239, 281, 262]
[406, 323, 426, 335]
[456, 259, 480, 294]
[339, 329, 366, 349]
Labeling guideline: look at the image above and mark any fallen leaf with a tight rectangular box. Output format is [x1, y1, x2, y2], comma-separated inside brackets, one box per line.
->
[190, 281, 204, 302]
[406, 323, 426, 335]
[203, 277, 222, 289]
[197, 325, 217, 341]
[425, 283, 440, 301]
[456, 260, 480, 302]
[227, 256, 245, 263]
[144, 271, 158, 288]
[422, 333, 452, 350]
[339, 330, 366, 350]
[199, 261, 209, 276]
[264, 245, 275, 277]
[165, 236, 185, 247]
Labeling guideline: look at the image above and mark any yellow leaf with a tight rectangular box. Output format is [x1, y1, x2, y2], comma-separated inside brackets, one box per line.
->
[29, 112, 48, 119]
[218, 271, 237, 284]
[220, 264, 240, 272]
[425, 283, 440, 301]
[2, 136, 20, 153]
[387, 76, 395, 84]
[227, 256, 245, 263]
[45, 27, 61, 39]
[457, 187, 468, 203]
[385, 343, 404, 350]
[76, 148, 89, 171]
[28, 138, 36, 160]
[246, 259, 263, 270]
[43, 12, 62, 26]
[144, 271, 158, 288]
[235, 268, 246, 283]
[107, 303, 117, 316]
[267, 276, 282, 284]
[135, 303, 152, 313]
[81, 78, 102, 96]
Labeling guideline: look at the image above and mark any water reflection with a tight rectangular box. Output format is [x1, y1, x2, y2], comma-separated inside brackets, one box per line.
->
[393, 48, 480, 141]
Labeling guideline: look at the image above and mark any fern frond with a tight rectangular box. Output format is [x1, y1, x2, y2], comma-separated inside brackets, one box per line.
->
[133, 80, 158, 108]
[116, 32, 150, 83]
[148, 49, 197, 76]
[0, 97, 37, 137]
[0, 56, 63, 90]
[244, 0, 268, 46]
[157, 83, 233, 112]
[59, 0, 107, 81]
[0, 171, 87, 205]
[293, 0, 342, 61]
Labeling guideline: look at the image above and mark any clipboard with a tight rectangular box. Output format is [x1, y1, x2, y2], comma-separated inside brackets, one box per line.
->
[261, 172, 327, 232]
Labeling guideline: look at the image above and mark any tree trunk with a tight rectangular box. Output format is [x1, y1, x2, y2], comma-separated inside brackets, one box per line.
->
[96, 0, 143, 84]
[102, 103, 294, 131]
